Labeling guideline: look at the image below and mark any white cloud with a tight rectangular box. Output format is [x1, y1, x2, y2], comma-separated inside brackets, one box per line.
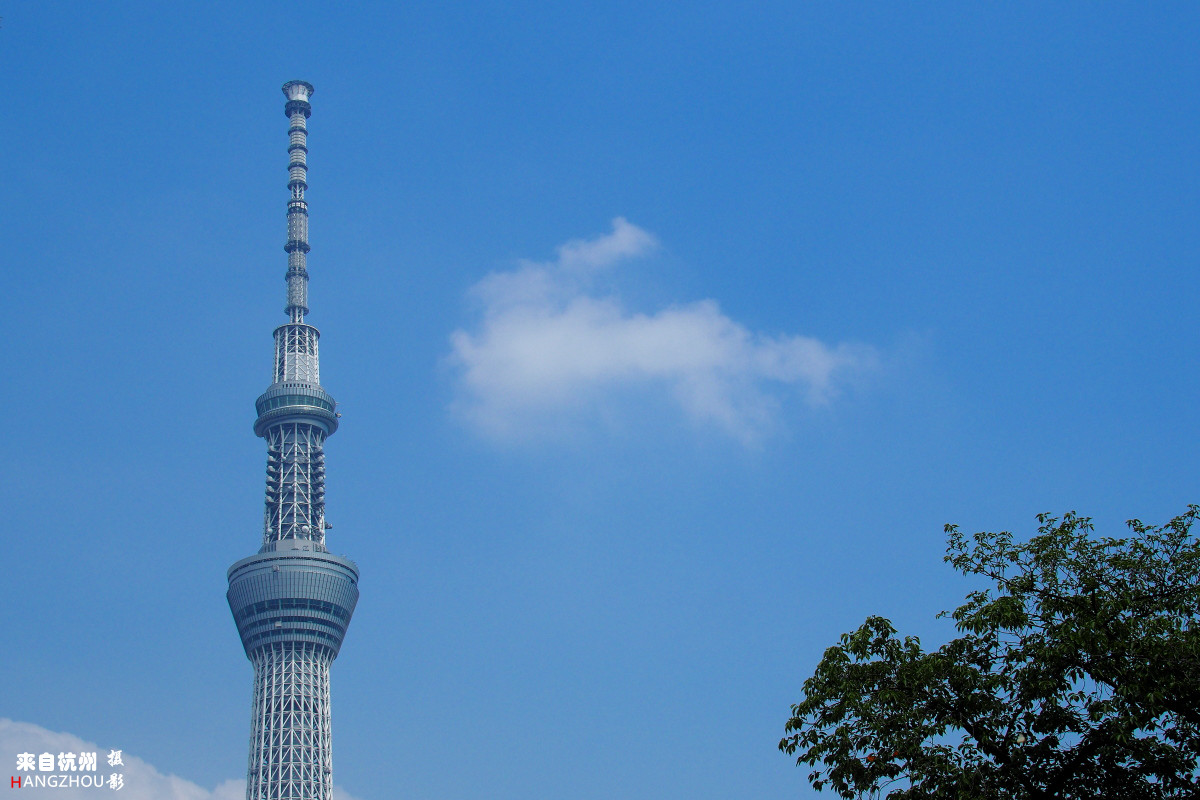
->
[0, 719, 364, 800]
[553, 216, 658, 273]
[449, 218, 877, 443]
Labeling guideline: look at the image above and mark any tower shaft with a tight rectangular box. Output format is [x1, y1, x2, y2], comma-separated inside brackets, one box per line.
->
[255, 81, 337, 550]
[229, 81, 358, 800]
[247, 644, 333, 798]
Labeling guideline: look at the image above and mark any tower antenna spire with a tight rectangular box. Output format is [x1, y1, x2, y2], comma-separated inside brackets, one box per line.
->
[228, 81, 359, 800]
[283, 80, 313, 324]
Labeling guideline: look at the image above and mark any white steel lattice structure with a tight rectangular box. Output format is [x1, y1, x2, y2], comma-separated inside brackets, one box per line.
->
[247, 645, 333, 797]
[228, 81, 359, 800]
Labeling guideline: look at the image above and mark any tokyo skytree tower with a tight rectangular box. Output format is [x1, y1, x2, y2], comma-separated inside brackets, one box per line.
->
[227, 81, 359, 800]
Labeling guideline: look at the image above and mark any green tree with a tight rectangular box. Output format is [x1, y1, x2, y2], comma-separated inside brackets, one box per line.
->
[780, 508, 1200, 799]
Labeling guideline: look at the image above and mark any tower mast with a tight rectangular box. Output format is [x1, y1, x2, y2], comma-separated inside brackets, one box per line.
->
[227, 81, 359, 800]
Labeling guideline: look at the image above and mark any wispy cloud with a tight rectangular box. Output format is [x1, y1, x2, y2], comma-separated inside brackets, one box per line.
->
[0, 719, 364, 800]
[448, 219, 877, 444]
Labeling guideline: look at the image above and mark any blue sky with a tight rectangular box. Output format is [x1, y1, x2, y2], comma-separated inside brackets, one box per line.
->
[3, 2, 1199, 798]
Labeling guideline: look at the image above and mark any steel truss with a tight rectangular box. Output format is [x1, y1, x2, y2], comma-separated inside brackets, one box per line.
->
[246, 642, 334, 800]
[264, 421, 327, 546]
[274, 324, 321, 384]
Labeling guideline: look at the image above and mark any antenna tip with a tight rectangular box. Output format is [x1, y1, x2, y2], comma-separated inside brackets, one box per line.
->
[282, 81, 314, 101]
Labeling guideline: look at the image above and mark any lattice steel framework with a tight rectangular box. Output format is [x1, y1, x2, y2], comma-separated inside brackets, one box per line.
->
[228, 81, 359, 800]
[247, 644, 333, 799]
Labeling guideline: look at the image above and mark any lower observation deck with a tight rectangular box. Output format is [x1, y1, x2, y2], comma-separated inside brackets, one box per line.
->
[227, 542, 359, 659]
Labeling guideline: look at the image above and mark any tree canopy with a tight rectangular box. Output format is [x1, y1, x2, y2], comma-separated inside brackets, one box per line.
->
[780, 508, 1200, 799]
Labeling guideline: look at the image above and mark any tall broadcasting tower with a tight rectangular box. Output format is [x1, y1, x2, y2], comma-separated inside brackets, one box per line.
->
[227, 81, 359, 800]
